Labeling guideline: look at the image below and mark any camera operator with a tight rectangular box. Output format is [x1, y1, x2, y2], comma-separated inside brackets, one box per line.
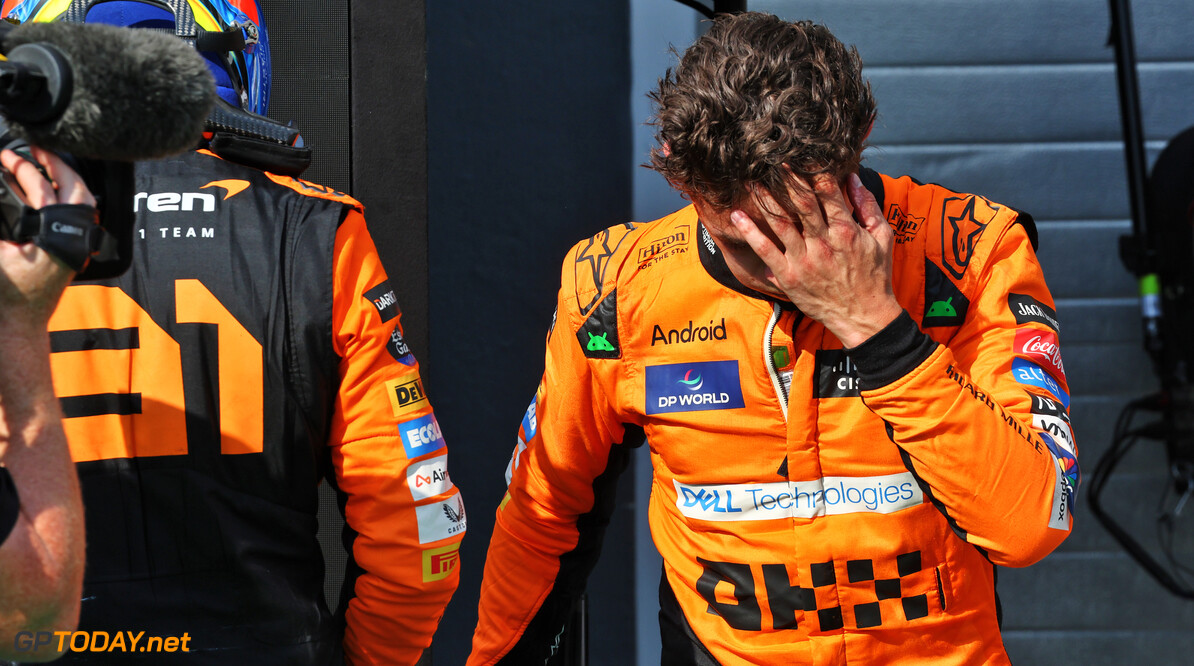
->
[0, 146, 91, 662]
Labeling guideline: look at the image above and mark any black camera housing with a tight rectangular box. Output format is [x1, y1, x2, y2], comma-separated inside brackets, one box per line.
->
[0, 119, 134, 280]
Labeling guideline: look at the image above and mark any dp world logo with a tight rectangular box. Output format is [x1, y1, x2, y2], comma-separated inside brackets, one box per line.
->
[646, 360, 744, 415]
[678, 369, 704, 392]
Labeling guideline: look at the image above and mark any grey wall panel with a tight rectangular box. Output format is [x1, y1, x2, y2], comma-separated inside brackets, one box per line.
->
[1035, 223, 1137, 299]
[1069, 396, 1176, 476]
[1062, 343, 1155, 395]
[1057, 300, 1139, 344]
[1000, 555, 1194, 629]
[1004, 630, 1194, 666]
[1065, 476, 1194, 554]
[868, 64, 1194, 144]
[754, 0, 1194, 65]
[863, 145, 1166, 221]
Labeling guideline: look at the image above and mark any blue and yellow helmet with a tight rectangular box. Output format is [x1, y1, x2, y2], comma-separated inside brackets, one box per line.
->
[2, 0, 270, 116]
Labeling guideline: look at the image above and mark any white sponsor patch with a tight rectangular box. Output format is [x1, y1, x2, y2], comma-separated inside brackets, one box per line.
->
[406, 454, 453, 500]
[1033, 414, 1075, 456]
[505, 439, 528, 487]
[1048, 460, 1070, 530]
[673, 473, 924, 522]
[415, 490, 467, 543]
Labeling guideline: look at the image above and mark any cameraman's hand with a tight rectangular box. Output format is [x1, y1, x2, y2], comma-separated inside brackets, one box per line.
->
[0, 147, 94, 331]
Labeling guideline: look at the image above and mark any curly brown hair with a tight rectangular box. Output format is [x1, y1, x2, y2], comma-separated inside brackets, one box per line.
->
[648, 12, 876, 210]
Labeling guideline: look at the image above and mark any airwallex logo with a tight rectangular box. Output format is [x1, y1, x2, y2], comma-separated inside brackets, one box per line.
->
[673, 473, 924, 522]
[645, 360, 745, 414]
[1012, 358, 1069, 407]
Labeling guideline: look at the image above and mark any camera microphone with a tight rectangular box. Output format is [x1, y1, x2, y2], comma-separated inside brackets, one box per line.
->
[0, 20, 215, 161]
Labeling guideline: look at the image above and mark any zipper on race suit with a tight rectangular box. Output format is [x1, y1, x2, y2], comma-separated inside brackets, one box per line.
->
[765, 303, 789, 419]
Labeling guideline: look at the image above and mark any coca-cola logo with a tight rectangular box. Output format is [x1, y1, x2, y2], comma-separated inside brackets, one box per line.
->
[1015, 329, 1064, 378]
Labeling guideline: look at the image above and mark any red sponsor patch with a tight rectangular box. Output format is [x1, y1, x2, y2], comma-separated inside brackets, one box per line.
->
[1015, 329, 1065, 380]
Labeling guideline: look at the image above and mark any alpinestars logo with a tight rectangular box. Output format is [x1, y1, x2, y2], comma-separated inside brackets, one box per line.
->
[387, 325, 414, 365]
[941, 195, 999, 279]
[651, 318, 727, 345]
[574, 224, 636, 315]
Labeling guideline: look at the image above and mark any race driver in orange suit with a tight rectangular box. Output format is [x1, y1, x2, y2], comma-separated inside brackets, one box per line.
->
[2, 0, 464, 663]
[470, 12, 1076, 665]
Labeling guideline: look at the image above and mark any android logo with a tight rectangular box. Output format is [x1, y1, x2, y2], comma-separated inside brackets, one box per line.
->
[586, 332, 615, 352]
[926, 297, 956, 318]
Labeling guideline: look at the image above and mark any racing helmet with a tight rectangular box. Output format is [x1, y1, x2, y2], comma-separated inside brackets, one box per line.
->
[1, 0, 271, 116]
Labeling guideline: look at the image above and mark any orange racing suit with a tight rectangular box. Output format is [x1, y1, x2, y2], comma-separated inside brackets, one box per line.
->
[470, 168, 1077, 664]
[46, 148, 464, 665]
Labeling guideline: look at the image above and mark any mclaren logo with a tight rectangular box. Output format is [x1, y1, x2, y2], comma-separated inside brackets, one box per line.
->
[202, 179, 251, 200]
[134, 191, 215, 212]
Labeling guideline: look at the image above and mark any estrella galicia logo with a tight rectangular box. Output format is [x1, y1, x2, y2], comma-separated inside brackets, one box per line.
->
[387, 325, 415, 365]
[398, 412, 447, 459]
[646, 360, 745, 414]
[814, 350, 860, 398]
[1012, 358, 1069, 408]
[941, 195, 1000, 279]
[364, 281, 400, 323]
[923, 259, 969, 327]
[1008, 293, 1061, 333]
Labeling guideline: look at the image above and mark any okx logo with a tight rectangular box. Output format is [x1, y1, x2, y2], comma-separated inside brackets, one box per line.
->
[646, 360, 745, 414]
